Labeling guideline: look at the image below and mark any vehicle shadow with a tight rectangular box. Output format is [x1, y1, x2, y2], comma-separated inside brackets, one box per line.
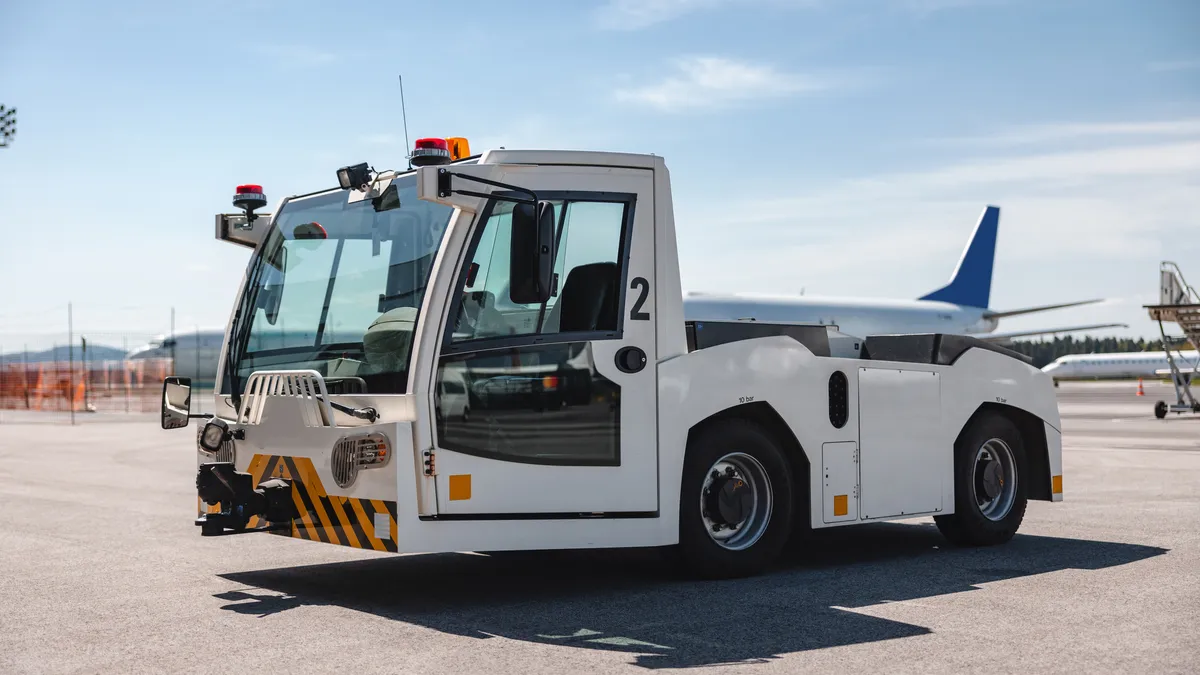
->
[218, 522, 1166, 668]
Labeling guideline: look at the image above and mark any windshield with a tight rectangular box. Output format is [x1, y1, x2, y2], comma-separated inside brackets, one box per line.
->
[224, 174, 453, 395]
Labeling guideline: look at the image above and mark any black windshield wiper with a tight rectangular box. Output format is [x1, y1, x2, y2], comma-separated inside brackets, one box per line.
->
[316, 396, 378, 423]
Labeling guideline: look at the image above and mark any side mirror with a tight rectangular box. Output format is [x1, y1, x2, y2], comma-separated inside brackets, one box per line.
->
[161, 376, 193, 430]
[509, 201, 556, 304]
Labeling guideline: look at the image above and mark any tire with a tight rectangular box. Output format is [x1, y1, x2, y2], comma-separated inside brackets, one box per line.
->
[1154, 401, 1168, 419]
[935, 412, 1028, 547]
[677, 419, 793, 579]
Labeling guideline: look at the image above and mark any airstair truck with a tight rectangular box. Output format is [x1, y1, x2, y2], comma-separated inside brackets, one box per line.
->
[162, 140, 1063, 578]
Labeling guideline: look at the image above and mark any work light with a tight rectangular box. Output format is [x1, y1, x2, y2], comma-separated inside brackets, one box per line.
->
[337, 163, 371, 190]
[199, 418, 230, 453]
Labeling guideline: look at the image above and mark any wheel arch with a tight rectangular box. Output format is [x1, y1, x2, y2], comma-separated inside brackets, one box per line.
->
[958, 402, 1052, 502]
[685, 401, 811, 527]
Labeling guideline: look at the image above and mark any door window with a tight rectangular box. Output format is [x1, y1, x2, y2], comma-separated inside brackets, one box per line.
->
[448, 199, 628, 344]
[436, 342, 620, 465]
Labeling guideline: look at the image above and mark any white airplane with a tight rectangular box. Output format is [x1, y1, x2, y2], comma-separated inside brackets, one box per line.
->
[126, 330, 225, 385]
[683, 206, 1124, 341]
[126, 328, 328, 385]
[1042, 350, 1200, 382]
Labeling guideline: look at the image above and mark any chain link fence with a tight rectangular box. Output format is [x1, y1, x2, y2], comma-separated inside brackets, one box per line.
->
[0, 331, 174, 420]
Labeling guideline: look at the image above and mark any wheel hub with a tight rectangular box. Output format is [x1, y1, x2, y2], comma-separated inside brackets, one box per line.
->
[699, 453, 774, 551]
[973, 438, 1018, 522]
[704, 469, 753, 527]
[980, 459, 1004, 500]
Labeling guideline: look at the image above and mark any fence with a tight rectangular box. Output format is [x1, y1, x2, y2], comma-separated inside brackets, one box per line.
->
[0, 357, 173, 414]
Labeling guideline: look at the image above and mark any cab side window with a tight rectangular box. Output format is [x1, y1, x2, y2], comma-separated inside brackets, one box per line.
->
[449, 199, 628, 345]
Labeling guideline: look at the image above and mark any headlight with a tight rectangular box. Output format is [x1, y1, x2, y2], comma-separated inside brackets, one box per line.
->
[199, 418, 230, 453]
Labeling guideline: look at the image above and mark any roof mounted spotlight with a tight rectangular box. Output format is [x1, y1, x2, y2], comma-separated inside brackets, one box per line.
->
[232, 184, 267, 223]
[337, 163, 371, 190]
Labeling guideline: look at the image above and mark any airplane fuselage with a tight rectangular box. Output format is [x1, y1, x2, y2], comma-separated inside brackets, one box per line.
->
[1042, 351, 1199, 381]
[683, 293, 998, 338]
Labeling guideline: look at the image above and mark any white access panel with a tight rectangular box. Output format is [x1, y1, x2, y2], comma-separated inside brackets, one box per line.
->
[822, 441, 858, 523]
[858, 367, 943, 520]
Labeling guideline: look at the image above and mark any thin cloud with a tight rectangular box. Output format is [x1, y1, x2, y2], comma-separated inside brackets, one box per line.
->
[253, 44, 338, 68]
[1148, 59, 1200, 73]
[724, 138, 1200, 226]
[594, 0, 732, 30]
[678, 125, 1200, 307]
[593, 0, 996, 30]
[614, 56, 831, 112]
[927, 118, 1200, 147]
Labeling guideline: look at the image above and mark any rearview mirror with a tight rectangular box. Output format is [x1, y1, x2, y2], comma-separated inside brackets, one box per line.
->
[161, 376, 192, 430]
[509, 201, 556, 304]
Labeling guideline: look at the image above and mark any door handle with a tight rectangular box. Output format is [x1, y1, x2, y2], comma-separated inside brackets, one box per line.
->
[615, 346, 647, 374]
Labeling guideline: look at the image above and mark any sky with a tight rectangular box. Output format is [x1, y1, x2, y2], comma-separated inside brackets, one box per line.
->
[1, 0, 1198, 350]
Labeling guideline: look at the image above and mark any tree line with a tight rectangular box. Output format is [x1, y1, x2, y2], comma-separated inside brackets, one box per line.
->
[1008, 336, 1179, 368]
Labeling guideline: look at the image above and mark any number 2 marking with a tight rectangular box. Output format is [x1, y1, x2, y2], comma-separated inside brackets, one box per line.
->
[630, 277, 650, 320]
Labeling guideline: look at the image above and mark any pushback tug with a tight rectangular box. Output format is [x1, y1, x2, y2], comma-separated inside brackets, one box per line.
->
[163, 137, 1064, 578]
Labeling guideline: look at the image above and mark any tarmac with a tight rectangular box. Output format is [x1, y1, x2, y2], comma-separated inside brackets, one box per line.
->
[0, 380, 1196, 674]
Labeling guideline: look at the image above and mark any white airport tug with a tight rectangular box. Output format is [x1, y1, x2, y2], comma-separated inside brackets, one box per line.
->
[162, 138, 1064, 578]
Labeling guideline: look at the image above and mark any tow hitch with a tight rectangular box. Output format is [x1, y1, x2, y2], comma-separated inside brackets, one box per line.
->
[195, 462, 298, 536]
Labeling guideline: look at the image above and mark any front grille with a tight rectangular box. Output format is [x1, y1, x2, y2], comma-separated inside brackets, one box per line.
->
[331, 438, 360, 489]
[196, 424, 235, 462]
[330, 433, 390, 489]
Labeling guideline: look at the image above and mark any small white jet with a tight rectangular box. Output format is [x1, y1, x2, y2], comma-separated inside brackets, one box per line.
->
[1042, 350, 1200, 382]
[683, 206, 1124, 341]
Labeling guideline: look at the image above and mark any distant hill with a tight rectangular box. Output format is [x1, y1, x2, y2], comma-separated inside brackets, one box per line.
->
[0, 344, 128, 364]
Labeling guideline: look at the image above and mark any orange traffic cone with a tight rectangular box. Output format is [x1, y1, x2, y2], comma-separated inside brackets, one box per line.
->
[1136, 378, 1145, 396]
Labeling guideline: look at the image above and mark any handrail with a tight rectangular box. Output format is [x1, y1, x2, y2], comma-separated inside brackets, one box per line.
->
[1161, 261, 1200, 305]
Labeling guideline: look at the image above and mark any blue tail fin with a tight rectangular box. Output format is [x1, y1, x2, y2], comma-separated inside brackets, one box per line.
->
[918, 205, 999, 309]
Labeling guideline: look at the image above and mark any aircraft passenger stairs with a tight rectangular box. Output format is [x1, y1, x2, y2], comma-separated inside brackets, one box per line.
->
[1144, 262, 1200, 417]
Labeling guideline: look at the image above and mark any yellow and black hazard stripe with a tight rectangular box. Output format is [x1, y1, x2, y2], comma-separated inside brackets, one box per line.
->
[231, 454, 398, 552]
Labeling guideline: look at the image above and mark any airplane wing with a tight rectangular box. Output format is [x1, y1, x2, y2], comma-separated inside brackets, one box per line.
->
[982, 299, 1104, 320]
[1157, 368, 1200, 375]
[971, 322, 1128, 342]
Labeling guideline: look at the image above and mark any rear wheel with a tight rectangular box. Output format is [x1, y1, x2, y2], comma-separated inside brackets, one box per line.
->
[935, 412, 1028, 546]
[677, 420, 793, 578]
[1154, 400, 1168, 419]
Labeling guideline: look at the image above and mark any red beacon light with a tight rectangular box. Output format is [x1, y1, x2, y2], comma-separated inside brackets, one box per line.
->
[232, 184, 267, 218]
[410, 137, 451, 167]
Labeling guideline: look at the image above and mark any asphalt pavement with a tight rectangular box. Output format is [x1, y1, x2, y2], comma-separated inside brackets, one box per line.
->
[0, 380, 1196, 674]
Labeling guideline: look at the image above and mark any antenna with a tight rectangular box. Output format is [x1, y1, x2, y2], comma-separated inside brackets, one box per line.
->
[398, 75, 411, 169]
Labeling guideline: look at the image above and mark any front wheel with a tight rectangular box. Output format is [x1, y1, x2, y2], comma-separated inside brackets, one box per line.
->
[935, 412, 1028, 546]
[677, 420, 793, 579]
[1154, 400, 1168, 419]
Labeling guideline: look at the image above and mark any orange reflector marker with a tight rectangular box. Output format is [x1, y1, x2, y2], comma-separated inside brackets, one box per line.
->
[1052, 475, 1063, 494]
[449, 474, 471, 501]
[542, 376, 558, 390]
[833, 494, 848, 517]
[446, 137, 471, 161]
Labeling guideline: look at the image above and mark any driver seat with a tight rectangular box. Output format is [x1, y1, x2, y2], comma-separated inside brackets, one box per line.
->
[548, 262, 620, 333]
